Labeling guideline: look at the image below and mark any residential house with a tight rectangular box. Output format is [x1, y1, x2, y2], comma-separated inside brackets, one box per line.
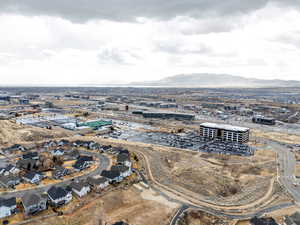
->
[73, 155, 94, 171]
[63, 149, 80, 161]
[0, 164, 19, 176]
[87, 177, 109, 190]
[51, 149, 64, 156]
[0, 197, 17, 219]
[22, 152, 39, 160]
[88, 142, 101, 150]
[57, 139, 70, 147]
[5, 164, 20, 175]
[78, 155, 93, 162]
[22, 171, 44, 184]
[43, 140, 57, 148]
[0, 175, 20, 188]
[69, 180, 90, 197]
[21, 193, 47, 215]
[101, 145, 112, 152]
[118, 148, 129, 155]
[111, 165, 132, 178]
[0, 168, 5, 175]
[101, 170, 122, 183]
[72, 140, 88, 148]
[117, 153, 132, 167]
[2, 144, 26, 154]
[47, 186, 72, 207]
[52, 166, 70, 180]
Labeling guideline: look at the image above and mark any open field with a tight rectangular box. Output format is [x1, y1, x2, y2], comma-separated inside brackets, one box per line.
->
[145, 147, 277, 206]
[0, 120, 72, 146]
[179, 210, 230, 225]
[30, 187, 176, 225]
[252, 129, 300, 144]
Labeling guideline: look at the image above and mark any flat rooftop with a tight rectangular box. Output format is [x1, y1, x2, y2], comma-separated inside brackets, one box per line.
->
[144, 111, 194, 116]
[200, 122, 250, 132]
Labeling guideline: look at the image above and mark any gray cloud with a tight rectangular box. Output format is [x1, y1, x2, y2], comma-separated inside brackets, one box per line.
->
[155, 41, 213, 55]
[180, 21, 236, 35]
[97, 47, 141, 65]
[0, 0, 293, 23]
[274, 31, 300, 49]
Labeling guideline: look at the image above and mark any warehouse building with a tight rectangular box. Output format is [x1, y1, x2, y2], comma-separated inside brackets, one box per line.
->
[200, 122, 250, 143]
[252, 115, 276, 125]
[142, 112, 195, 121]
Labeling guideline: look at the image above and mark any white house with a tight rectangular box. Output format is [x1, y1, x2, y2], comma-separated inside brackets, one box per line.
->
[101, 170, 123, 183]
[47, 186, 72, 207]
[6, 165, 20, 175]
[21, 193, 47, 215]
[1, 165, 20, 176]
[0, 205, 11, 219]
[23, 172, 44, 184]
[111, 165, 132, 178]
[0, 197, 17, 219]
[70, 181, 90, 197]
[117, 153, 132, 167]
[51, 149, 64, 156]
[87, 177, 109, 190]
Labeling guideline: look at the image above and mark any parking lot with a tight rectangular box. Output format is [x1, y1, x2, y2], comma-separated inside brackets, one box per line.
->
[106, 126, 254, 156]
[200, 140, 254, 156]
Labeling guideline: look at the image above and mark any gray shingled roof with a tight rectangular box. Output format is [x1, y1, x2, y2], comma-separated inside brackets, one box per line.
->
[22, 193, 44, 208]
[70, 181, 89, 191]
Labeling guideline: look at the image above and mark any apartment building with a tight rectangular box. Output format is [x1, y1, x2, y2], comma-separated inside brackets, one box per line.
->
[200, 122, 250, 143]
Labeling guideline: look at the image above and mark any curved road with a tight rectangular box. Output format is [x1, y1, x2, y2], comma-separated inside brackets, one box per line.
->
[168, 139, 300, 224]
[0, 151, 110, 199]
[267, 141, 300, 203]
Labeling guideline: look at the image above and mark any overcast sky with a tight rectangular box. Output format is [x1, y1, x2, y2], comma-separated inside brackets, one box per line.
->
[0, 0, 300, 85]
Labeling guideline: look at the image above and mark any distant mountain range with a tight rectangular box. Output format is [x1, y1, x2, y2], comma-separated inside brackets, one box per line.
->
[130, 74, 300, 88]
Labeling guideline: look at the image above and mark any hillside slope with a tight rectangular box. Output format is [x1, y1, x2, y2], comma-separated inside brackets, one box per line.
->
[130, 73, 300, 87]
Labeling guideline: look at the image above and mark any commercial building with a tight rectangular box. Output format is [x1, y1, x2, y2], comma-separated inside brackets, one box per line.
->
[19, 99, 30, 105]
[200, 122, 250, 143]
[252, 116, 276, 125]
[0, 95, 10, 102]
[79, 120, 113, 129]
[141, 112, 195, 121]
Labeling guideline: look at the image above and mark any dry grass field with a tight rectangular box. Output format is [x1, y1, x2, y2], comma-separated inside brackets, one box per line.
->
[252, 129, 300, 144]
[30, 187, 175, 225]
[132, 142, 278, 206]
[0, 120, 72, 146]
[179, 210, 230, 225]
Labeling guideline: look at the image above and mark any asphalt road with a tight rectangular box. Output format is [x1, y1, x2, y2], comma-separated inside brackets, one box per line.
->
[0, 151, 110, 199]
[169, 202, 294, 225]
[169, 205, 189, 225]
[268, 141, 300, 203]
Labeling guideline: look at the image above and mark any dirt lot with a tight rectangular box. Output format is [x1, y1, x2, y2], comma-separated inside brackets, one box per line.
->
[0, 120, 72, 145]
[140, 144, 277, 206]
[178, 210, 230, 225]
[30, 187, 175, 225]
[252, 129, 300, 144]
